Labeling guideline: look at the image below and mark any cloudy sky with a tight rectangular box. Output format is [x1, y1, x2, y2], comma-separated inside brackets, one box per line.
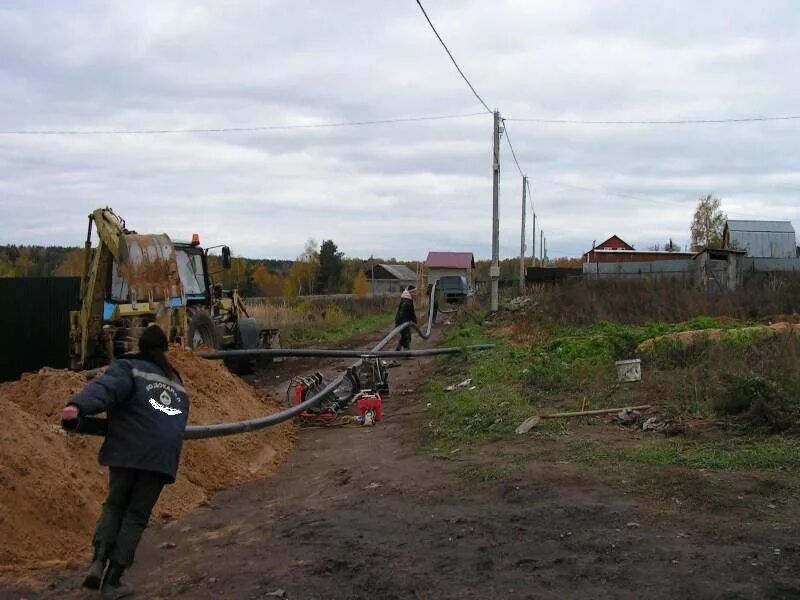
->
[1, 1, 798, 260]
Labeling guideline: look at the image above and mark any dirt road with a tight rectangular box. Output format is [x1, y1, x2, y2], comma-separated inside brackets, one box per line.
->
[3, 322, 800, 599]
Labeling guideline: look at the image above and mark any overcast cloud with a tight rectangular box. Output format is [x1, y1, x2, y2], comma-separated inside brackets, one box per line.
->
[0, 1, 798, 260]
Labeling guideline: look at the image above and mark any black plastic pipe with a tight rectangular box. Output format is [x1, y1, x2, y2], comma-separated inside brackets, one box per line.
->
[69, 281, 481, 440]
[185, 285, 447, 439]
[184, 371, 348, 439]
[182, 319, 429, 440]
[196, 344, 492, 359]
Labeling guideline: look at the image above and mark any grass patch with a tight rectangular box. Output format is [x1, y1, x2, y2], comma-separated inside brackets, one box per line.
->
[423, 312, 534, 450]
[424, 311, 771, 449]
[570, 437, 800, 471]
[423, 307, 800, 450]
[283, 310, 394, 345]
[422, 369, 533, 450]
[754, 477, 800, 499]
[548, 317, 741, 364]
[458, 463, 520, 482]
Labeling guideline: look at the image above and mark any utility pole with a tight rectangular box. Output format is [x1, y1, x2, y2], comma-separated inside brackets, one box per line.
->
[540, 230, 544, 267]
[490, 110, 501, 311]
[532, 212, 536, 267]
[544, 236, 548, 265]
[519, 175, 527, 294]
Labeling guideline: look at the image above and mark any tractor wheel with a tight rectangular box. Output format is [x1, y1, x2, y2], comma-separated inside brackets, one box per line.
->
[188, 311, 220, 350]
[224, 317, 259, 375]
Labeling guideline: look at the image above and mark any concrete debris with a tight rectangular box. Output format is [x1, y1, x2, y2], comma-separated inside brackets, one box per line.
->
[158, 542, 177, 550]
[265, 589, 287, 598]
[641, 417, 688, 436]
[616, 408, 642, 426]
[506, 296, 534, 312]
[445, 378, 473, 392]
[642, 417, 666, 432]
[664, 422, 689, 436]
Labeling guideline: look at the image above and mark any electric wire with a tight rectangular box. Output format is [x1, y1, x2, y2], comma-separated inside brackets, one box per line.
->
[527, 178, 537, 262]
[535, 177, 687, 208]
[0, 111, 487, 135]
[6, 108, 792, 135]
[501, 119, 525, 178]
[503, 114, 800, 125]
[415, 0, 492, 114]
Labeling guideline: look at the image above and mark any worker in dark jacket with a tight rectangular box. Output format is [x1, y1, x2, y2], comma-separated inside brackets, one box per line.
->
[394, 285, 418, 351]
[62, 325, 189, 599]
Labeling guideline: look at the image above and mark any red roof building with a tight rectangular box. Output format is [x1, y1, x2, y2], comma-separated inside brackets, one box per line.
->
[425, 252, 475, 285]
[584, 235, 693, 263]
[425, 252, 475, 269]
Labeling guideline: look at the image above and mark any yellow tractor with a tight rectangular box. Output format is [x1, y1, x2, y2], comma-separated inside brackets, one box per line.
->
[69, 208, 273, 374]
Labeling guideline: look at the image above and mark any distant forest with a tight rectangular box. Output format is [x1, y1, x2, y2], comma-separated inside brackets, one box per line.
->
[0, 245, 78, 278]
[0, 243, 411, 297]
[0, 243, 582, 297]
[0, 244, 293, 296]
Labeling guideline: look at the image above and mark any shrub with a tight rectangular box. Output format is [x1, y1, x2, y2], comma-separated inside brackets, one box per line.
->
[522, 277, 800, 327]
[715, 373, 797, 432]
[323, 303, 346, 326]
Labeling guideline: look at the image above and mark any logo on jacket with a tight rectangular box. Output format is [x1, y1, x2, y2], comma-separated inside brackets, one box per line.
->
[149, 397, 183, 416]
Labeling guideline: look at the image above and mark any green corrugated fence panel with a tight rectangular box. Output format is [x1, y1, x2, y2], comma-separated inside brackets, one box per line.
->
[0, 277, 81, 382]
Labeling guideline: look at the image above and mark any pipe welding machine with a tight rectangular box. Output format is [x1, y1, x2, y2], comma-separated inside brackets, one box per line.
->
[287, 358, 388, 427]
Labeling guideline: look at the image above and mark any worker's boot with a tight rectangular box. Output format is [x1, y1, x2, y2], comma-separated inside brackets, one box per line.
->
[81, 545, 108, 590]
[101, 563, 134, 599]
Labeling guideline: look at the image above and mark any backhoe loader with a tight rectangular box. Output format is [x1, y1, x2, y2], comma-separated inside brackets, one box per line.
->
[69, 208, 273, 374]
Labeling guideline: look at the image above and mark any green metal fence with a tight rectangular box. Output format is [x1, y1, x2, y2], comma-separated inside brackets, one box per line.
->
[0, 277, 80, 382]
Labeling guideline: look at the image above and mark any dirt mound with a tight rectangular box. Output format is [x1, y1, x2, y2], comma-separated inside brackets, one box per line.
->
[0, 348, 295, 568]
[636, 322, 800, 353]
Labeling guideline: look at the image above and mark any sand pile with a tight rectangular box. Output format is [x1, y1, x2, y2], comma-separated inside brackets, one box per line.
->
[636, 322, 800, 353]
[0, 348, 295, 568]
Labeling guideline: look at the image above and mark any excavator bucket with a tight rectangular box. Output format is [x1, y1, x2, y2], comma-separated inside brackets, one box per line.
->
[117, 233, 184, 305]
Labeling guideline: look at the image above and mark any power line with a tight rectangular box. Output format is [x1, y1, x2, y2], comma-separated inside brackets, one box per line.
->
[504, 114, 800, 126]
[527, 179, 532, 207]
[414, 0, 492, 114]
[501, 119, 525, 178]
[0, 111, 487, 136]
[535, 177, 687, 208]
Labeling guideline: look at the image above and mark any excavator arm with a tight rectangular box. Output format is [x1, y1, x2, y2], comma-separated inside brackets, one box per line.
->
[71, 209, 126, 368]
[70, 208, 183, 369]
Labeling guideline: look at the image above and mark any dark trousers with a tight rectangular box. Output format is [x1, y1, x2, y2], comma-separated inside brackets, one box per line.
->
[395, 327, 412, 350]
[93, 467, 165, 567]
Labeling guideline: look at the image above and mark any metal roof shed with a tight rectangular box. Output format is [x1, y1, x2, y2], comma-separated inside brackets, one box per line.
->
[372, 264, 416, 281]
[367, 264, 417, 295]
[723, 220, 797, 258]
